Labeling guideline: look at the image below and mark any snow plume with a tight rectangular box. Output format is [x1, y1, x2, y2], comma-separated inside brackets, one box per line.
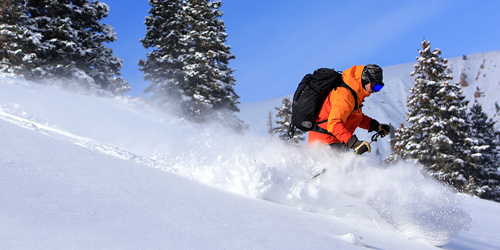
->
[316, 159, 471, 245]
[149, 124, 470, 245]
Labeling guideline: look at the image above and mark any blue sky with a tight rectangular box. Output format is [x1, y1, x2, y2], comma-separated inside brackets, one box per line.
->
[103, 0, 500, 103]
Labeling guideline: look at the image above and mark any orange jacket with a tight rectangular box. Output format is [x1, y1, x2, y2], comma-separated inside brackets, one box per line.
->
[308, 65, 373, 146]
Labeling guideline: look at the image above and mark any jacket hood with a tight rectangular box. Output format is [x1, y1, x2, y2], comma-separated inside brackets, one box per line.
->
[342, 65, 371, 100]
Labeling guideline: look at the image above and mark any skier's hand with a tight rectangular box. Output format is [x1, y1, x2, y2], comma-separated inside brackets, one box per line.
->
[369, 119, 391, 137]
[377, 124, 391, 137]
[347, 135, 371, 155]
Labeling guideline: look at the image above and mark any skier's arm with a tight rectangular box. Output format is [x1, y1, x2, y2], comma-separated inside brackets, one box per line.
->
[359, 115, 373, 131]
[326, 88, 357, 143]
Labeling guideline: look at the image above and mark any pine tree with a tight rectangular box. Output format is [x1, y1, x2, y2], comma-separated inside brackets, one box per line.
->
[140, 0, 240, 125]
[272, 97, 304, 144]
[388, 39, 473, 192]
[0, 0, 38, 74]
[267, 111, 274, 136]
[139, 0, 187, 113]
[467, 99, 500, 201]
[386, 123, 411, 163]
[17, 0, 129, 94]
[181, 0, 239, 120]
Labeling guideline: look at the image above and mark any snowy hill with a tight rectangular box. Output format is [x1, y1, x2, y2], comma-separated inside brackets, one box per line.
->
[1, 52, 500, 249]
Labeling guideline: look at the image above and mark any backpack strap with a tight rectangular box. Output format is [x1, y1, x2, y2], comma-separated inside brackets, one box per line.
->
[310, 83, 359, 135]
[311, 119, 332, 135]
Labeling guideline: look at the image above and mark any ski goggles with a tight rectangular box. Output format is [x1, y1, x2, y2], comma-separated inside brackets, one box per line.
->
[366, 71, 384, 92]
[372, 82, 384, 92]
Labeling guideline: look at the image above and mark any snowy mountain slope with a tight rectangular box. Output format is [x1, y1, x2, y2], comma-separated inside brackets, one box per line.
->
[240, 51, 500, 159]
[0, 84, 441, 250]
[1, 51, 500, 249]
[1, 114, 498, 250]
[4, 118, 413, 250]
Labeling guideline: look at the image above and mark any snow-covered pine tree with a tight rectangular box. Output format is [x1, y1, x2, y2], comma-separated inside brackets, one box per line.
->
[181, 0, 239, 121]
[387, 39, 473, 192]
[140, 0, 187, 114]
[386, 123, 411, 163]
[467, 99, 500, 201]
[140, 0, 240, 125]
[0, 0, 38, 74]
[20, 0, 128, 94]
[267, 111, 274, 136]
[272, 97, 304, 144]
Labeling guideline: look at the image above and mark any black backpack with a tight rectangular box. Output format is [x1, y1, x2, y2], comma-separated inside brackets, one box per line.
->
[288, 68, 358, 138]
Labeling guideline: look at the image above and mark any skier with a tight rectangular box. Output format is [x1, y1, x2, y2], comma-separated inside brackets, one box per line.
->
[308, 64, 391, 154]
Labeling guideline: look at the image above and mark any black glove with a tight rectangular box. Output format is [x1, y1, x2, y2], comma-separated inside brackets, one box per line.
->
[378, 124, 391, 137]
[346, 135, 371, 155]
[369, 120, 391, 137]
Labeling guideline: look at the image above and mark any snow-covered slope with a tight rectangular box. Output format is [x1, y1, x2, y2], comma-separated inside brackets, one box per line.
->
[1, 114, 447, 250]
[1, 52, 500, 250]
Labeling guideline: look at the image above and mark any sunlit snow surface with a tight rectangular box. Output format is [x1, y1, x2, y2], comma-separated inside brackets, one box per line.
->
[1, 52, 500, 249]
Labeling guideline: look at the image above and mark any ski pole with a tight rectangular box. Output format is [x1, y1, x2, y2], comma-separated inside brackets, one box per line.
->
[370, 132, 380, 145]
[315, 132, 382, 178]
[354, 132, 383, 154]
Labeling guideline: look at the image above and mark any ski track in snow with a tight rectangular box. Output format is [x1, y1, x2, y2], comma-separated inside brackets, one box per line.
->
[0, 109, 154, 167]
[0, 107, 470, 246]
